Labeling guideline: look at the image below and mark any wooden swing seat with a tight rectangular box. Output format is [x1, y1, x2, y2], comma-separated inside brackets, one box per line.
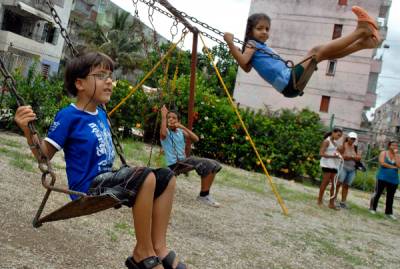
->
[294, 55, 318, 95]
[33, 194, 121, 227]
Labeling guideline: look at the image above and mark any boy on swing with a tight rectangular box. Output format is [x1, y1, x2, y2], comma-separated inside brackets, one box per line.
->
[224, 6, 380, 97]
[160, 105, 222, 208]
[14, 52, 187, 269]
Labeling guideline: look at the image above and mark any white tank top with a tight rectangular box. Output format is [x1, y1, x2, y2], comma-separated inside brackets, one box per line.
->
[320, 137, 340, 169]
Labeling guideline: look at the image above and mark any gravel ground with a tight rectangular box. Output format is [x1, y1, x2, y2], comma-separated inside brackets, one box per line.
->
[1, 131, 400, 269]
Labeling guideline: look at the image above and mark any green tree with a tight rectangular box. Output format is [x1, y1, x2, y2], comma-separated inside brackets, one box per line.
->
[78, 11, 146, 75]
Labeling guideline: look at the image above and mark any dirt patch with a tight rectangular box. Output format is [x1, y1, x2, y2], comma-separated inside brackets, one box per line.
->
[1, 131, 400, 269]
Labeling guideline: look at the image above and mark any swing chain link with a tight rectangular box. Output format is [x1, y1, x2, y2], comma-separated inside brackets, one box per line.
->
[45, 0, 79, 57]
[170, 18, 179, 42]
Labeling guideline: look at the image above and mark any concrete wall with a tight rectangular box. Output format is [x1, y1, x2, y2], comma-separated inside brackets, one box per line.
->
[234, 0, 384, 129]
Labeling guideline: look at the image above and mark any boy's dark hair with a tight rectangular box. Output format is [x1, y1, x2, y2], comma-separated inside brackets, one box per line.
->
[243, 13, 271, 52]
[64, 52, 114, 96]
[167, 110, 181, 121]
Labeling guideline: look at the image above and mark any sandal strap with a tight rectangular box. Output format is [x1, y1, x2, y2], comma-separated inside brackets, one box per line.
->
[126, 256, 161, 269]
[162, 251, 176, 269]
[162, 251, 187, 269]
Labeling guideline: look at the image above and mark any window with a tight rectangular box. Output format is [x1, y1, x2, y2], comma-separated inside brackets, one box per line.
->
[41, 64, 50, 79]
[332, 24, 343, 39]
[326, 60, 337, 76]
[338, 0, 347, 6]
[320, 96, 330, 113]
[43, 23, 59, 44]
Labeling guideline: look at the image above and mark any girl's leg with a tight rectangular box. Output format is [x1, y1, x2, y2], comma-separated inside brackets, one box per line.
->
[306, 22, 373, 63]
[384, 183, 398, 215]
[151, 176, 176, 259]
[318, 172, 332, 205]
[324, 36, 377, 60]
[132, 173, 163, 268]
[341, 183, 351, 203]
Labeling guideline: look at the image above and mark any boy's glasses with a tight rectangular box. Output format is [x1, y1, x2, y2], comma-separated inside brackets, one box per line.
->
[88, 73, 115, 81]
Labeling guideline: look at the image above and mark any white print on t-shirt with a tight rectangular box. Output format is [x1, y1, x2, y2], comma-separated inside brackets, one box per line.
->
[88, 120, 114, 172]
[49, 121, 60, 133]
[89, 122, 107, 156]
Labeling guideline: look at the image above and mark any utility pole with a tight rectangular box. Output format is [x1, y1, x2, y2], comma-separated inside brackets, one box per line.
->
[329, 114, 335, 130]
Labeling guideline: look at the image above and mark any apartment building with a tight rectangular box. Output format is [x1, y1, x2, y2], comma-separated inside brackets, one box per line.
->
[0, 0, 73, 76]
[370, 93, 400, 148]
[233, 0, 391, 132]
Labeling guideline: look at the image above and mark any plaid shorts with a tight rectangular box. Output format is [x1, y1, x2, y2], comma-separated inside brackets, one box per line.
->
[88, 165, 174, 207]
[169, 156, 222, 177]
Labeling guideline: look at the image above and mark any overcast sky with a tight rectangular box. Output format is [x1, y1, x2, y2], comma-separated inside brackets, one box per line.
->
[111, 0, 400, 115]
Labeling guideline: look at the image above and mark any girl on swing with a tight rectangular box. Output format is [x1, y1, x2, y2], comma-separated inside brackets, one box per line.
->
[224, 6, 380, 98]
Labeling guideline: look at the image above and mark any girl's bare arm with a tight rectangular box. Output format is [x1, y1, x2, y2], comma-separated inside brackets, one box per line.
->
[224, 33, 255, 72]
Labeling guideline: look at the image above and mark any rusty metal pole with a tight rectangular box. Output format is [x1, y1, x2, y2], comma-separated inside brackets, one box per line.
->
[157, 0, 198, 156]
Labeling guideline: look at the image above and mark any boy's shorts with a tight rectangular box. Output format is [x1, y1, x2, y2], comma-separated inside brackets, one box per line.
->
[88, 166, 174, 207]
[169, 156, 222, 177]
[281, 65, 305, 98]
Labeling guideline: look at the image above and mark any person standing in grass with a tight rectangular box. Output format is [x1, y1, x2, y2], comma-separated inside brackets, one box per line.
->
[318, 128, 343, 210]
[369, 141, 400, 220]
[335, 132, 362, 209]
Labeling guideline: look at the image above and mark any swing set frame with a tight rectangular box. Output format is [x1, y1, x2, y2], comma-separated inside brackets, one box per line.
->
[0, 0, 291, 228]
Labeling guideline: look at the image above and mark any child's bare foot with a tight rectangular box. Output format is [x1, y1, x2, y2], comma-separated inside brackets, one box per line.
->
[356, 21, 381, 43]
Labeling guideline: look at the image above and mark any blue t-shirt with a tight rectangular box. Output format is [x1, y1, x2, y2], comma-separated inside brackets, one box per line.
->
[45, 104, 115, 199]
[250, 40, 291, 92]
[160, 128, 186, 166]
[376, 152, 399, 185]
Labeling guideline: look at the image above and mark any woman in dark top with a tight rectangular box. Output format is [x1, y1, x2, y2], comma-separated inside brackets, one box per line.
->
[369, 141, 400, 220]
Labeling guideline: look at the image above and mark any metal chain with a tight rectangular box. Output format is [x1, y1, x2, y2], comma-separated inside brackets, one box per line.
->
[137, 0, 293, 67]
[131, 0, 150, 56]
[170, 18, 179, 42]
[45, 0, 79, 57]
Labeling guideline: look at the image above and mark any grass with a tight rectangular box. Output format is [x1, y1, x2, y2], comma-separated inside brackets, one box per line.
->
[217, 168, 266, 194]
[0, 146, 35, 172]
[122, 139, 166, 167]
[1, 137, 23, 149]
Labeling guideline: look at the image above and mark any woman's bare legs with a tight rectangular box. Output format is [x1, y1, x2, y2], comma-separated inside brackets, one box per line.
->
[318, 172, 333, 205]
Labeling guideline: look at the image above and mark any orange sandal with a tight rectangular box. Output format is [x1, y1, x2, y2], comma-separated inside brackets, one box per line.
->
[352, 6, 378, 30]
[352, 6, 381, 42]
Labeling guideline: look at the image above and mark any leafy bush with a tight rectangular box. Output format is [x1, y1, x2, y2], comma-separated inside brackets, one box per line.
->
[1, 64, 71, 133]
